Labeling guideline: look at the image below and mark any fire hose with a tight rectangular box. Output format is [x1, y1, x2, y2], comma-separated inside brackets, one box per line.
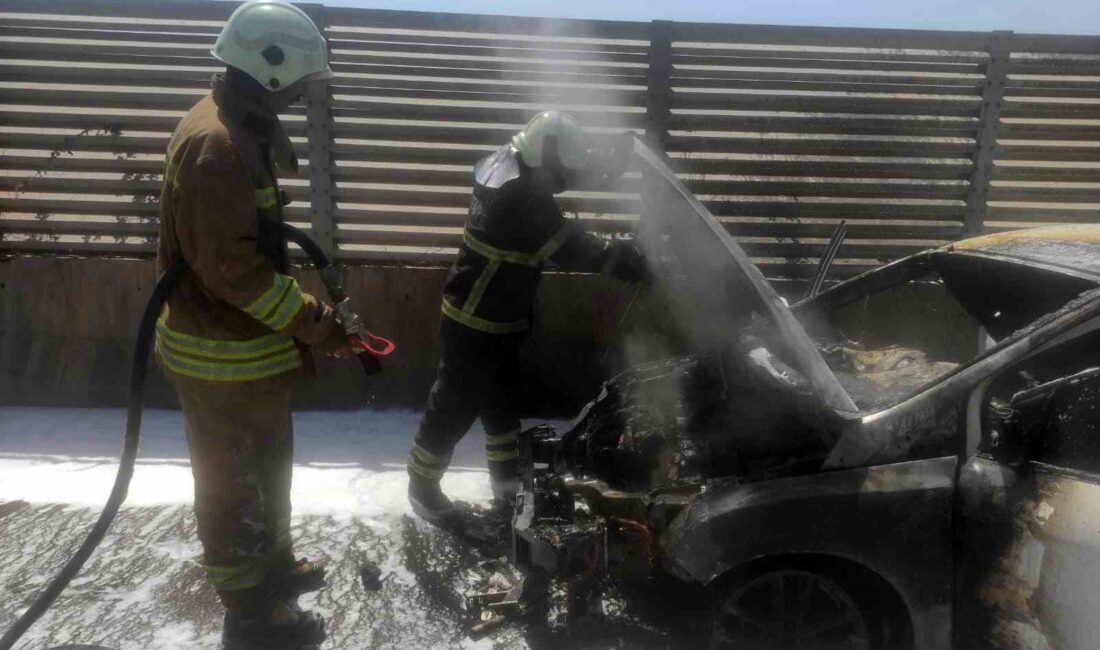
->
[0, 223, 393, 650]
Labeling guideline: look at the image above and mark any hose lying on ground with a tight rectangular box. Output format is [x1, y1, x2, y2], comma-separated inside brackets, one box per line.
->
[0, 223, 391, 650]
[0, 260, 187, 650]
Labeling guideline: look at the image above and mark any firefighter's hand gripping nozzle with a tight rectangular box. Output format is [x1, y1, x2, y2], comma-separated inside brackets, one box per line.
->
[313, 249, 396, 379]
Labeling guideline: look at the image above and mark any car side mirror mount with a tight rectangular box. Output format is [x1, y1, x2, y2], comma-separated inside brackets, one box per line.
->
[988, 377, 1067, 465]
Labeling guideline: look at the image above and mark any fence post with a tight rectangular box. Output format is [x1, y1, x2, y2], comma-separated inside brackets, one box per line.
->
[964, 30, 1012, 237]
[645, 20, 674, 154]
[302, 4, 338, 263]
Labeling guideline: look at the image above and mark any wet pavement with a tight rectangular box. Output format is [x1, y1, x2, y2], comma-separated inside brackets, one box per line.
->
[0, 408, 692, 650]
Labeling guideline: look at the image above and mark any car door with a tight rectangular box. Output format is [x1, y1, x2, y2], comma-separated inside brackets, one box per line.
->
[956, 329, 1100, 650]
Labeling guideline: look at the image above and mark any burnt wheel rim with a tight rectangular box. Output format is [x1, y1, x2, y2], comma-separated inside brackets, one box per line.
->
[710, 569, 871, 650]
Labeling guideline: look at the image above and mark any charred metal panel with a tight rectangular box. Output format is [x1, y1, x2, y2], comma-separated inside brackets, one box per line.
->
[661, 456, 956, 648]
[956, 456, 1100, 650]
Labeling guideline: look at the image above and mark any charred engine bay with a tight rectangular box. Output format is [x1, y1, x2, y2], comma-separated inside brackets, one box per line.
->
[515, 326, 963, 581]
[558, 348, 833, 494]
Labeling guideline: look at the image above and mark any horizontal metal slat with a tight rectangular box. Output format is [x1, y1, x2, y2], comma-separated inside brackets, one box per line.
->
[0, 239, 157, 257]
[331, 77, 647, 106]
[332, 121, 515, 145]
[0, 87, 208, 112]
[330, 51, 644, 76]
[0, 64, 215, 88]
[683, 178, 969, 200]
[1004, 85, 1100, 100]
[0, 218, 158, 237]
[672, 91, 981, 116]
[721, 220, 963, 240]
[334, 166, 470, 186]
[333, 100, 645, 129]
[702, 199, 964, 220]
[0, 197, 159, 217]
[0, 14, 221, 35]
[992, 164, 1100, 182]
[1010, 34, 1100, 55]
[1007, 60, 1100, 76]
[671, 77, 983, 97]
[985, 205, 1100, 223]
[671, 157, 973, 179]
[670, 113, 977, 137]
[334, 186, 637, 214]
[0, 131, 171, 155]
[0, 157, 310, 185]
[999, 101, 1100, 120]
[0, 40, 213, 65]
[326, 7, 648, 40]
[330, 60, 647, 88]
[332, 143, 493, 166]
[673, 67, 985, 88]
[998, 122, 1100, 141]
[666, 22, 991, 51]
[335, 228, 459, 248]
[0, 108, 309, 139]
[326, 29, 649, 55]
[988, 185, 1100, 203]
[673, 45, 987, 65]
[0, 177, 313, 203]
[994, 143, 1100, 162]
[742, 240, 935, 259]
[0, 177, 164, 195]
[0, 155, 165, 174]
[667, 135, 975, 158]
[0, 24, 218, 46]
[1, 0, 237, 20]
[671, 53, 985, 74]
[328, 36, 647, 65]
[335, 207, 466, 228]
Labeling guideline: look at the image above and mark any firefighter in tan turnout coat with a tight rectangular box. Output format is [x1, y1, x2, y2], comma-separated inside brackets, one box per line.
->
[155, 1, 347, 648]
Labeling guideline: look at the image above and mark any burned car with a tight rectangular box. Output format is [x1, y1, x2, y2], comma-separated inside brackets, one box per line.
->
[510, 141, 1100, 650]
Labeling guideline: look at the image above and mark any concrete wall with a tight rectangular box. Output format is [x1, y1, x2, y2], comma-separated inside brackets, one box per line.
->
[1, 257, 979, 416]
[0, 257, 654, 415]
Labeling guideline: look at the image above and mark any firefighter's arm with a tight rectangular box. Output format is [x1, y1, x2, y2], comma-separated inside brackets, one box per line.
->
[543, 208, 652, 284]
[176, 156, 347, 352]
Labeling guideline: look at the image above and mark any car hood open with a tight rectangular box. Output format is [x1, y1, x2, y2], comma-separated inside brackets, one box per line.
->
[631, 138, 858, 416]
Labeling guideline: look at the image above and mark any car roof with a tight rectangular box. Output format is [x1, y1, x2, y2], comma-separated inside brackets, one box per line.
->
[944, 225, 1100, 281]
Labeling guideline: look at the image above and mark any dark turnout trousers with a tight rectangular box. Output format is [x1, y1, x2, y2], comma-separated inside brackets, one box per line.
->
[171, 373, 298, 603]
[409, 318, 523, 499]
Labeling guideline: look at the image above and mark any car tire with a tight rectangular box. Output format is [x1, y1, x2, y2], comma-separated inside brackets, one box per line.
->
[707, 566, 888, 650]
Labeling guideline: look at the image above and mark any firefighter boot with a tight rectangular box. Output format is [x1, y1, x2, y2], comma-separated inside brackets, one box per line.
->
[220, 588, 326, 650]
[271, 557, 327, 599]
[408, 473, 458, 525]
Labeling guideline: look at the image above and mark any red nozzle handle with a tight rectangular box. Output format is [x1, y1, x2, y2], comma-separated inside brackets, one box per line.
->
[349, 331, 396, 358]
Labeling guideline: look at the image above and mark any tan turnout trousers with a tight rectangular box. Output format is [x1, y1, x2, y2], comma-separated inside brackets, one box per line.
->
[172, 374, 298, 599]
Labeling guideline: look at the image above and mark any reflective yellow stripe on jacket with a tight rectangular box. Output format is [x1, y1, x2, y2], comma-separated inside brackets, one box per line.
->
[155, 317, 301, 382]
[443, 224, 574, 334]
[243, 273, 306, 331]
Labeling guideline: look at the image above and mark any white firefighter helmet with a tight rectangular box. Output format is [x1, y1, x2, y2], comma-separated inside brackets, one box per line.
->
[212, 0, 332, 92]
[512, 111, 591, 171]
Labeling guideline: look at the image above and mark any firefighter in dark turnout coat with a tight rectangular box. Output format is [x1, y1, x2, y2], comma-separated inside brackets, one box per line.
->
[407, 112, 650, 522]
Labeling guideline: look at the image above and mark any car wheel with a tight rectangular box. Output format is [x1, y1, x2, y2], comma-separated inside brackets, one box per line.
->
[708, 568, 873, 650]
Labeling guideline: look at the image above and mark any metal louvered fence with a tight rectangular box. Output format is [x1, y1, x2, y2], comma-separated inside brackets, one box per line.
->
[1, 0, 1098, 279]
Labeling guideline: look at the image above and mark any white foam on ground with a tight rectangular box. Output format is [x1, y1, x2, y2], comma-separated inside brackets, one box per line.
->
[0, 407, 500, 512]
